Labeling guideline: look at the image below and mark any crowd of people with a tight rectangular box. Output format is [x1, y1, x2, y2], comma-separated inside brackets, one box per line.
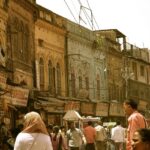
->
[0, 99, 150, 150]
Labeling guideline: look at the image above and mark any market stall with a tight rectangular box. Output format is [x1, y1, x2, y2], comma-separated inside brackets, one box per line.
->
[63, 110, 82, 129]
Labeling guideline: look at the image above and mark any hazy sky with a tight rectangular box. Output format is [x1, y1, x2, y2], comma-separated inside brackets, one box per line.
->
[37, 0, 150, 49]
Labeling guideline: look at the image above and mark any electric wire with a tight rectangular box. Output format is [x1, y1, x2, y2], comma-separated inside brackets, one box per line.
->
[86, 0, 100, 29]
[77, 0, 94, 29]
[70, 0, 79, 18]
[63, 0, 78, 23]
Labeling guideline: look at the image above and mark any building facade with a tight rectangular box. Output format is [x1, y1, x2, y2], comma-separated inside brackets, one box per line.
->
[34, 5, 67, 125]
[0, 0, 38, 128]
[0, 1, 150, 127]
[124, 44, 150, 120]
[64, 20, 109, 117]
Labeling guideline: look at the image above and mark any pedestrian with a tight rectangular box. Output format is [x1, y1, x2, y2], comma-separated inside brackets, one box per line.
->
[83, 121, 96, 150]
[14, 111, 53, 150]
[47, 124, 54, 139]
[16, 124, 24, 135]
[51, 125, 68, 150]
[0, 122, 9, 150]
[94, 120, 107, 150]
[7, 128, 18, 150]
[66, 121, 83, 150]
[123, 99, 147, 150]
[60, 125, 68, 150]
[132, 128, 150, 150]
[111, 121, 125, 150]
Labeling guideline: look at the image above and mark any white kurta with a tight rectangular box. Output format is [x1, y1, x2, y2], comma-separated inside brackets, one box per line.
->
[14, 132, 53, 150]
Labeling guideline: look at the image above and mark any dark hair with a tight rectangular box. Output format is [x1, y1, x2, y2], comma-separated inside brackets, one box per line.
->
[137, 128, 150, 142]
[53, 126, 60, 133]
[47, 124, 53, 130]
[88, 121, 93, 126]
[60, 125, 65, 130]
[116, 121, 121, 125]
[124, 99, 138, 109]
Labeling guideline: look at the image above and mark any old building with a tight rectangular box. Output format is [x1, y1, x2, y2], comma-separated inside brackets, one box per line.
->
[0, 0, 8, 122]
[0, 0, 38, 128]
[95, 29, 127, 122]
[34, 5, 67, 125]
[64, 20, 109, 117]
[124, 43, 150, 121]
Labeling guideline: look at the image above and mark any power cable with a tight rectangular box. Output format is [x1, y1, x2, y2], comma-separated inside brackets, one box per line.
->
[77, 0, 98, 30]
[64, 0, 78, 23]
[86, 0, 100, 30]
[70, 0, 79, 18]
[77, 0, 94, 29]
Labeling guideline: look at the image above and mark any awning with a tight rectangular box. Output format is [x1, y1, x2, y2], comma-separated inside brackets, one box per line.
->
[34, 97, 66, 113]
[37, 96, 66, 105]
[63, 110, 82, 121]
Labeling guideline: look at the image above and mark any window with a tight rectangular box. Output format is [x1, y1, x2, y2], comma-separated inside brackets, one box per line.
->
[79, 76, 82, 90]
[96, 75, 100, 100]
[71, 73, 76, 97]
[48, 60, 53, 93]
[39, 58, 44, 90]
[38, 39, 44, 47]
[24, 25, 29, 61]
[132, 62, 137, 80]
[85, 77, 89, 90]
[140, 65, 144, 77]
[52, 67, 56, 95]
[56, 63, 61, 95]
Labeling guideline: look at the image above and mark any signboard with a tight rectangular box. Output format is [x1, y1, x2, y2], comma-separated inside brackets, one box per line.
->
[96, 102, 109, 116]
[3, 86, 29, 107]
[46, 105, 64, 113]
[109, 103, 125, 116]
[64, 101, 80, 112]
[0, 72, 6, 90]
[81, 102, 94, 115]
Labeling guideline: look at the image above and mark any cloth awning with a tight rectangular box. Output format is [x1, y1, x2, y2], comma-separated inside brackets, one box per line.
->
[63, 110, 82, 121]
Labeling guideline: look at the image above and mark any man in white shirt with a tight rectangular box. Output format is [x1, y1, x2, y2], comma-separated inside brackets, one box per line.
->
[111, 121, 125, 150]
[66, 122, 83, 150]
[95, 121, 107, 150]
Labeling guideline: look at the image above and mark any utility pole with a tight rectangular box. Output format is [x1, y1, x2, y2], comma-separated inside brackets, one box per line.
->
[122, 66, 134, 100]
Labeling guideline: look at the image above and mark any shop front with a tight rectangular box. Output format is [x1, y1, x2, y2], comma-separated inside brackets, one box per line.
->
[0, 71, 10, 127]
[109, 102, 126, 126]
[1, 85, 29, 128]
[95, 102, 109, 121]
[64, 101, 80, 112]
[80, 102, 95, 116]
[34, 97, 65, 126]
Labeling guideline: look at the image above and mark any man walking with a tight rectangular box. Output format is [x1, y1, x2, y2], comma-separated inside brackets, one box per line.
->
[83, 121, 96, 150]
[95, 121, 107, 150]
[123, 99, 147, 150]
[111, 121, 125, 150]
[66, 122, 83, 150]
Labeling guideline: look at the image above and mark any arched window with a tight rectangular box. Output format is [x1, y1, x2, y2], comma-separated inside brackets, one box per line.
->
[48, 60, 53, 93]
[56, 63, 61, 95]
[79, 76, 82, 90]
[39, 58, 44, 90]
[96, 74, 100, 100]
[24, 24, 29, 61]
[18, 21, 23, 59]
[71, 73, 76, 97]
[12, 17, 19, 55]
[85, 77, 89, 90]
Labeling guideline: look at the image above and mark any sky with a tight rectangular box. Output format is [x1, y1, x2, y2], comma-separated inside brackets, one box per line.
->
[36, 0, 150, 49]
